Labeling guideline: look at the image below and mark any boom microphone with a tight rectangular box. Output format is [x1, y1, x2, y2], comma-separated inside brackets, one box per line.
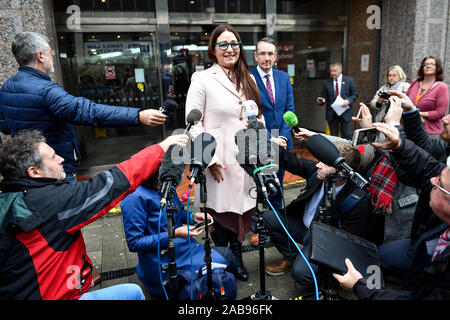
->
[283, 111, 300, 133]
[158, 144, 188, 210]
[185, 109, 202, 134]
[306, 134, 369, 191]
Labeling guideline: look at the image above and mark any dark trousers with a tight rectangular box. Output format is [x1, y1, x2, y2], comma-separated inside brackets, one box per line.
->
[268, 169, 285, 211]
[263, 211, 322, 285]
[328, 113, 352, 140]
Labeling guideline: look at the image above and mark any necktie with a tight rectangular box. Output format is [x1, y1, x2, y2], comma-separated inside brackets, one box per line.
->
[335, 79, 339, 98]
[432, 228, 450, 261]
[265, 74, 275, 104]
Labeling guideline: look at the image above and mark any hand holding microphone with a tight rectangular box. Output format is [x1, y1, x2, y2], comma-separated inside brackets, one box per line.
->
[283, 111, 301, 134]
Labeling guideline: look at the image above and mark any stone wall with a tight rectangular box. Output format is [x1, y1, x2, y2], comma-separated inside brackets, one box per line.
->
[0, 0, 62, 86]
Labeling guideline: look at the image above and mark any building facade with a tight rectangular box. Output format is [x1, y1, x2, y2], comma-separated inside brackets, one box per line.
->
[0, 0, 449, 173]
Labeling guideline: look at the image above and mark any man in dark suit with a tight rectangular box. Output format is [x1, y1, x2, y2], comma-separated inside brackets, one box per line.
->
[317, 62, 358, 140]
[250, 37, 296, 214]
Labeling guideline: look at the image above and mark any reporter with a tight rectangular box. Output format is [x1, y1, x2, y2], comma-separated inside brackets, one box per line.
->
[333, 166, 450, 300]
[121, 171, 238, 298]
[0, 130, 187, 299]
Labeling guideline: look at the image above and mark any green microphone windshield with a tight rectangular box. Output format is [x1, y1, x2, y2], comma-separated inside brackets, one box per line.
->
[283, 111, 298, 127]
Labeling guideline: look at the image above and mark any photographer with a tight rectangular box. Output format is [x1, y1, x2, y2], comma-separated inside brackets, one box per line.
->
[0, 130, 188, 300]
[369, 65, 410, 122]
[333, 123, 449, 300]
[263, 140, 369, 290]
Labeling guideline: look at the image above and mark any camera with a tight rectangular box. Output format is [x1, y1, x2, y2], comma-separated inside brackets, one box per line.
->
[377, 91, 391, 100]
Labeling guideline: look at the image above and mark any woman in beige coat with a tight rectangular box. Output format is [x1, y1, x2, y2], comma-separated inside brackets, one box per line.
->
[185, 25, 263, 281]
[369, 65, 410, 122]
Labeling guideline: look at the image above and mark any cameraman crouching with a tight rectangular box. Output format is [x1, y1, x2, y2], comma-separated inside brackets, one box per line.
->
[263, 140, 369, 291]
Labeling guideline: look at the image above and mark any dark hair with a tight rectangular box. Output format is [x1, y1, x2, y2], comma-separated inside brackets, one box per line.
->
[256, 37, 276, 51]
[417, 56, 444, 81]
[0, 130, 46, 179]
[208, 24, 262, 118]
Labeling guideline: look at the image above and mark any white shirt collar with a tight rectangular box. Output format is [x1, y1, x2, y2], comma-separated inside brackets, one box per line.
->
[256, 65, 273, 80]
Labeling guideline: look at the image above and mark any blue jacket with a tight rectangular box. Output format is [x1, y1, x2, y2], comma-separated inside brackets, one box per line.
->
[0, 66, 140, 174]
[250, 67, 295, 150]
[121, 186, 228, 295]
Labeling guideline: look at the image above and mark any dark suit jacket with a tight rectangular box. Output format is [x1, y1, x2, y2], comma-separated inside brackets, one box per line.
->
[321, 75, 358, 122]
[251, 67, 295, 150]
[279, 147, 369, 239]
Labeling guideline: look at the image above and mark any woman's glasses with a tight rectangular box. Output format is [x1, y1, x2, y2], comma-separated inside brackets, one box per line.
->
[214, 41, 241, 51]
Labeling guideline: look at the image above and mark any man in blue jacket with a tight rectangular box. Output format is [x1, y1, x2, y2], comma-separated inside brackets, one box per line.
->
[0, 32, 167, 183]
[250, 37, 296, 214]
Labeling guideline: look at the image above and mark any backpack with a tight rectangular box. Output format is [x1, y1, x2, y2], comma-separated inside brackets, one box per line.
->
[177, 267, 237, 300]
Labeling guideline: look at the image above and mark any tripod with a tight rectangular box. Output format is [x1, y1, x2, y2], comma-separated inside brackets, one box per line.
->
[188, 166, 216, 300]
[162, 194, 179, 299]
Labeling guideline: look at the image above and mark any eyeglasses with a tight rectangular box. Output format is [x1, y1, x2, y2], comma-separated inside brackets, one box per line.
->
[433, 175, 450, 196]
[214, 41, 241, 51]
[256, 51, 276, 58]
[424, 62, 436, 67]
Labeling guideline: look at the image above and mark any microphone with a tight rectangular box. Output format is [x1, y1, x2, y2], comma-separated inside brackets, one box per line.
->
[158, 144, 188, 210]
[159, 98, 178, 116]
[283, 111, 300, 133]
[243, 100, 259, 123]
[306, 134, 369, 191]
[235, 122, 279, 198]
[185, 132, 217, 202]
[185, 109, 202, 135]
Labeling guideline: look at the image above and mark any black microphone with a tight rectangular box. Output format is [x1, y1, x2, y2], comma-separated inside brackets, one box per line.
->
[235, 122, 279, 198]
[306, 134, 369, 191]
[158, 144, 188, 210]
[185, 109, 202, 135]
[185, 132, 216, 201]
[159, 98, 178, 116]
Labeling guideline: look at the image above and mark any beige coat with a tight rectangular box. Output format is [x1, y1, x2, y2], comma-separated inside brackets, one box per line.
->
[185, 63, 260, 214]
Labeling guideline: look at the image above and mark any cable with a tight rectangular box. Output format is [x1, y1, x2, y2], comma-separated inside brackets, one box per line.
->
[186, 193, 194, 300]
[266, 198, 320, 301]
[157, 208, 170, 300]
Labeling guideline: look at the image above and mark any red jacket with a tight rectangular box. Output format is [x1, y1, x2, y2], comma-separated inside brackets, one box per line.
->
[0, 144, 164, 300]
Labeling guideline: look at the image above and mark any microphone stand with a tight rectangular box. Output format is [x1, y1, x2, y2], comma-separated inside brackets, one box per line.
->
[249, 174, 278, 301]
[191, 166, 216, 300]
[162, 192, 179, 299]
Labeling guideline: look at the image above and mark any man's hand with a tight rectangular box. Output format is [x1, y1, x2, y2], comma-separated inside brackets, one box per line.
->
[139, 109, 167, 126]
[332, 258, 363, 292]
[386, 90, 415, 111]
[352, 103, 373, 128]
[174, 225, 203, 238]
[293, 128, 316, 142]
[384, 96, 403, 126]
[371, 122, 401, 150]
[271, 137, 287, 149]
[342, 99, 350, 107]
[158, 134, 189, 152]
[192, 212, 214, 224]
[317, 97, 325, 105]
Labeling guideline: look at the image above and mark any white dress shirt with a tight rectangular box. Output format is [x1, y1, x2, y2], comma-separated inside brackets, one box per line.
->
[256, 65, 275, 101]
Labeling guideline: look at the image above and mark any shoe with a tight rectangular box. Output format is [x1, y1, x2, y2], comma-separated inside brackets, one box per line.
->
[230, 242, 249, 281]
[266, 259, 292, 276]
[250, 233, 258, 246]
[92, 273, 102, 286]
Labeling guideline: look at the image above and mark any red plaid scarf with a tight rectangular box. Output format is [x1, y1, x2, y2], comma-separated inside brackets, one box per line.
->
[368, 155, 398, 215]
[432, 228, 450, 261]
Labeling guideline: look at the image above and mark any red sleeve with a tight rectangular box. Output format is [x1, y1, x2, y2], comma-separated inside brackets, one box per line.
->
[116, 144, 164, 191]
